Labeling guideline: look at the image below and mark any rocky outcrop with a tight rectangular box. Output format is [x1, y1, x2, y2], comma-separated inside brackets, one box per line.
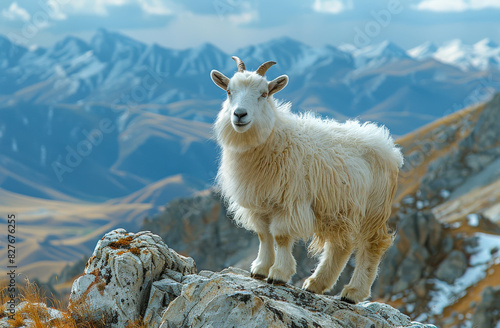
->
[78, 230, 436, 328]
[68, 229, 196, 327]
[156, 266, 437, 328]
[1, 229, 437, 328]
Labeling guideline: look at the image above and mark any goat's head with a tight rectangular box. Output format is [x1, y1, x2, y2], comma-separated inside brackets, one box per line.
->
[211, 57, 288, 150]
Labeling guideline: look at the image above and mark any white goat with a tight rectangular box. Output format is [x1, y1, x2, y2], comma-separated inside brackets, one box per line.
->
[211, 57, 403, 304]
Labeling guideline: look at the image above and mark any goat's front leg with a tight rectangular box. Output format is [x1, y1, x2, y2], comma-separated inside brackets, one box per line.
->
[267, 235, 296, 285]
[250, 230, 275, 280]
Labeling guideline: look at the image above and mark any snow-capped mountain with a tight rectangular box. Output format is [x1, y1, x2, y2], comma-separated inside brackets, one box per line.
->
[407, 41, 439, 60]
[349, 40, 412, 69]
[408, 38, 500, 71]
[0, 30, 499, 204]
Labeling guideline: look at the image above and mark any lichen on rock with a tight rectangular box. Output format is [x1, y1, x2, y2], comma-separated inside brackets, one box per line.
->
[68, 229, 196, 327]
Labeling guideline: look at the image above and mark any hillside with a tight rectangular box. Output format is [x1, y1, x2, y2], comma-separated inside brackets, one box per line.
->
[0, 174, 203, 281]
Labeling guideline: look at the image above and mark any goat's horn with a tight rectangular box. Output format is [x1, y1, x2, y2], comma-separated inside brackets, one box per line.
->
[232, 56, 246, 72]
[256, 61, 276, 76]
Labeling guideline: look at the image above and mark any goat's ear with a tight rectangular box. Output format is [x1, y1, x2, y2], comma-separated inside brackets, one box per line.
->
[268, 75, 288, 96]
[211, 70, 230, 90]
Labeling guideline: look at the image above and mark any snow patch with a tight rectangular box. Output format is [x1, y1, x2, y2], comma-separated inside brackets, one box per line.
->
[466, 213, 480, 227]
[426, 233, 500, 316]
[439, 189, 450, 199]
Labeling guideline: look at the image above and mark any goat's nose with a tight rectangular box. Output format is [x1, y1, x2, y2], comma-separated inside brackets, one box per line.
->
[233, 108, 248, 121]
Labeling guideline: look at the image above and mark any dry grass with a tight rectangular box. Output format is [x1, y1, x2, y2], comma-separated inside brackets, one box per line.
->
[0, 279, 148, 328]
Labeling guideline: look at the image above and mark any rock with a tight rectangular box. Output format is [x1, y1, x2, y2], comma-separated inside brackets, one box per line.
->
[472, 286, 500, 328]
[435, 250, 467, 284]
[426, 216, 442, 252]
[158, 267, 434, 328]
[59, 230, 436, 328]
[393, 255, 423, 294]
[144, 279, 183, 327]
[414, 280, 427, 299]
[440, 235, 454, 254]
[68, 229, 196, 327]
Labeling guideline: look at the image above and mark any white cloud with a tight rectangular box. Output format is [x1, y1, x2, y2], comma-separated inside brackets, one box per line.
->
[313, 0, 353, 14]
[60, 0, 175, 16]
[46, 0, 67, 20]
[2, 2, 31, 21]
[138, 0, 172, 15]
[227, 11, 258, 25]
[414, 0, 500, 12]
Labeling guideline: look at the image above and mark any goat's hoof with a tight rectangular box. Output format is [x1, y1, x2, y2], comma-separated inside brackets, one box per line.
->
[266, 278, 286, 286]
[340, 296, 356, 305]
[250, 273, 267, 280]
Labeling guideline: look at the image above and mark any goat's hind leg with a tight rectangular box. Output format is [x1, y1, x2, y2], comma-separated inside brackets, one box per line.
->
[303, 241, 353, 295]
[340, 229, 393, 304]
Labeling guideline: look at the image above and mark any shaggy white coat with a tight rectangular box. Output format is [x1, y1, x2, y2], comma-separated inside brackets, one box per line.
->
[212, 69, 403, 303]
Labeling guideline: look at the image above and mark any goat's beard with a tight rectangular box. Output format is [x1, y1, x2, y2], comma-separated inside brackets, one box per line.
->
[214, 112, 275, 153]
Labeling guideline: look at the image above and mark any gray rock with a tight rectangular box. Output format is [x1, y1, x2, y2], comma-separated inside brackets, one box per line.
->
[144, 278, 183, 327]
[472, 286, 500, 328]
[440, 235, 454, 254]
[393, 255, 423, 293]
[427, 217, 443, 252]
[435, 250, 467, 284]
[158, 267, 434, 328]
[68, 229, 196, 327]
[1, 230, 436, 328]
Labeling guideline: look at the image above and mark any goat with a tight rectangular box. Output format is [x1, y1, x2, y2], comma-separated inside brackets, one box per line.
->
[211, 57, 403, 304]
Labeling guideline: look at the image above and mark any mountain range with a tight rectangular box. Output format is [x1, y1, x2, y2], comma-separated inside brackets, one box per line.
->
[1, 29, 500, 281]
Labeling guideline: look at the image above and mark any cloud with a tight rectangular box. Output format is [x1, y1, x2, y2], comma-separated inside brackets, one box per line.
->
[60, 0, 176, 16]
[136, 0, 172, 15]
[414, 0, 500, 12]
[312, 0, 353, 14]
[227, 11, 259, 25]
[2, 2, 30, 21]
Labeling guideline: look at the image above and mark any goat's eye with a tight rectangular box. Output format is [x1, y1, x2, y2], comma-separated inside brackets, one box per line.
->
[261, 92, 268, 98]
[227, 90, 231, 95]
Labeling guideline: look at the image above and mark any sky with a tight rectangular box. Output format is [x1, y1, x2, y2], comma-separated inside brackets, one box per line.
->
[1, 0, 500, 52]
